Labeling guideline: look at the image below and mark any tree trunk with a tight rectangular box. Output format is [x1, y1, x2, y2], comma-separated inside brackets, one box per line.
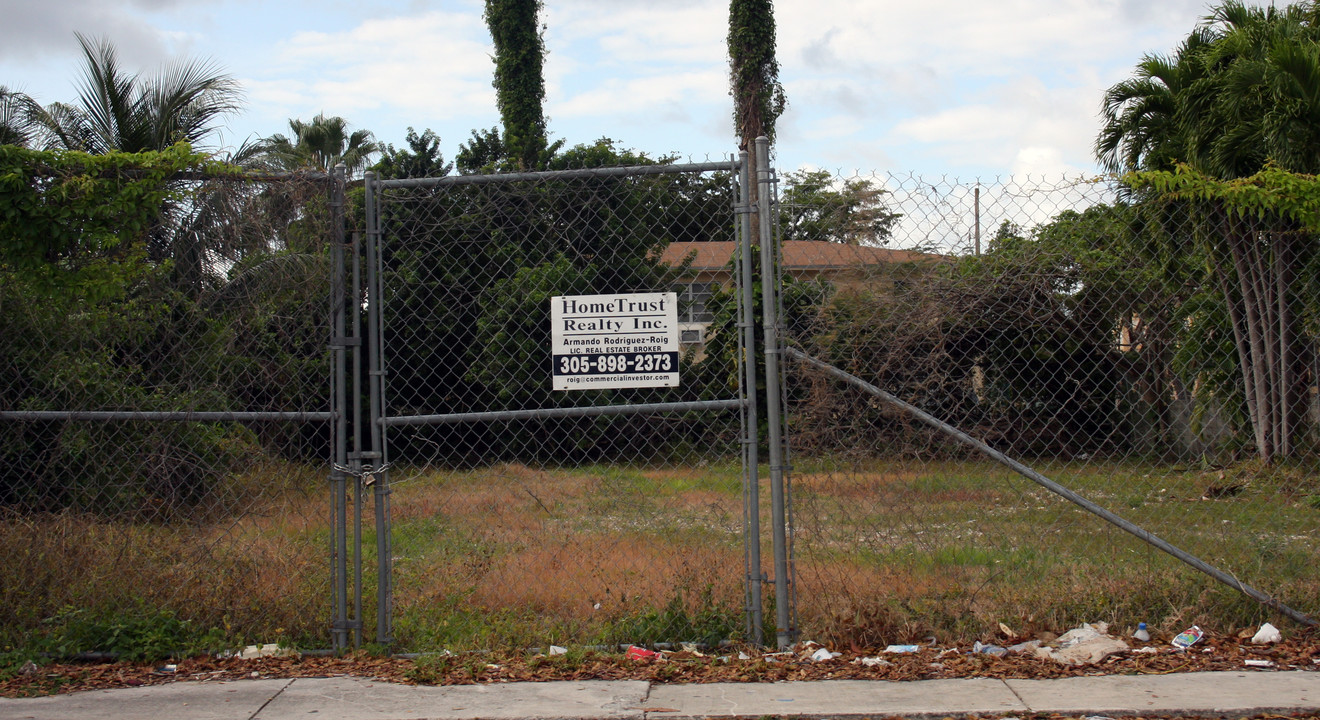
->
[1224, 213, 1271, 460]
[1211, 222, 1257, 454]
[1215, 208, 1309, 463]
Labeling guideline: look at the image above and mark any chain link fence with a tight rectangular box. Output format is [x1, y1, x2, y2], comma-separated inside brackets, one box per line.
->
[777, 171, 1320, 645]
[365, 158, 757, 651]
[0, 164, 339, 654]
[8, 153, 1318, 657]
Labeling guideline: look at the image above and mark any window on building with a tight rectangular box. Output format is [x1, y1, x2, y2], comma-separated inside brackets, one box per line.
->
[674, 282, 717, 324]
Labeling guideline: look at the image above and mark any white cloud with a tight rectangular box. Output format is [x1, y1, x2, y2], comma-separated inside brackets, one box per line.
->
[4, 0, 1273, 177]
[546, 2, 726, 67]
[552, 70, 725, 119]
[245, 10, 495, 130]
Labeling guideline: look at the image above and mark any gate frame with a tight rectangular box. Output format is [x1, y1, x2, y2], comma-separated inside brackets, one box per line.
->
[359, 156, 785, 648]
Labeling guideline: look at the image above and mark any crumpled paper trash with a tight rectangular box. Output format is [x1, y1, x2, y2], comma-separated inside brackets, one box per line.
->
[1033, 623, 1128, 665]
[235, 643, 297, 659]
[810, 647, 842, 662]
[1251, 622, 1281, 644]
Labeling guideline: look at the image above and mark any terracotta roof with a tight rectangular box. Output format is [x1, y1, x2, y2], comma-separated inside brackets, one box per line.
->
[658, 241, 940, 270]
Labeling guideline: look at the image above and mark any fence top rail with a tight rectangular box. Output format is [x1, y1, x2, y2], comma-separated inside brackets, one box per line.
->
[0, 410, 334, 422]
[374, 159, 741, 190]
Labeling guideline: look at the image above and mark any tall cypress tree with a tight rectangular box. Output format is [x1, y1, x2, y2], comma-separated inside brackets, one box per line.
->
[485, 0, 549, 170]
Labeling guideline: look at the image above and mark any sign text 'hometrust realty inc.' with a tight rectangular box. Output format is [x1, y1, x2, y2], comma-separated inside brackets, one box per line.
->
[550, 292, 679, 391]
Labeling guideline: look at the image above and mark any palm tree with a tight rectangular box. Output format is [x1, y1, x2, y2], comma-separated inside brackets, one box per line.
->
[261, 114, 379, 177]
[1098, 1, 1320, 178]
[15, 35, 253, 291]
[0, 86, 40, 147]
[1094, 29, 1214, 174]
[28, 33, 240, 154]
[1096, 0, 1320, 462]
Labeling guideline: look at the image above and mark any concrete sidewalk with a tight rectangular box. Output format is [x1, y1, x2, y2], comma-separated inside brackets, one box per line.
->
[0, 670, 1316, 720]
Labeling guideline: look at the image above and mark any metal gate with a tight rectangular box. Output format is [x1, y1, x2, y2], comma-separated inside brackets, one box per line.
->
[334, 148, 796, 651]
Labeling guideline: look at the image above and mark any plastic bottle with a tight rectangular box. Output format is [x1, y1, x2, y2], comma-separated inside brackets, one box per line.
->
[1133, 622, 1150, 642]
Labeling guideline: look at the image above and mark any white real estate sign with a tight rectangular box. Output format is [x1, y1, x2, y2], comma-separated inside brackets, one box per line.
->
[550, 292, 680, 391]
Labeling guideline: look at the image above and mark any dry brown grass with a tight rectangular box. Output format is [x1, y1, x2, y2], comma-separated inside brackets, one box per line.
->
[0, 462, 328, 646]
[9, 457, 1315, 653]
[388, 465, 743, 624]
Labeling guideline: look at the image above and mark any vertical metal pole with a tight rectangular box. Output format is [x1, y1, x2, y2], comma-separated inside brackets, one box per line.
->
[755, 137, 792, 648]
[364, 171, 394, 646]
[351, 231, 364, 648]
[974, 185, 981, 256]
[736, 151, 764, 646]
[329, 164, 349, 653]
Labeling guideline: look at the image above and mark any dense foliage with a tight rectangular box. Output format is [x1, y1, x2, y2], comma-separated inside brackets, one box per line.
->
[0, 145, 335, 515]
[379, 140, 740, 464]
[1099, 0, 1320, 461]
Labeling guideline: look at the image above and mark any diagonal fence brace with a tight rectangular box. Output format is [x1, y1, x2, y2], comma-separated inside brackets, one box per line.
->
[783, 344, 1317, 627]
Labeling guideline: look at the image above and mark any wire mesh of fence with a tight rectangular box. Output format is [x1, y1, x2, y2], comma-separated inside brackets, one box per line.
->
[0, 159, 338, 656]
[365, 158, 758, 651]
[775, 170, 1320, 645]
[7, 150, 1319, 659]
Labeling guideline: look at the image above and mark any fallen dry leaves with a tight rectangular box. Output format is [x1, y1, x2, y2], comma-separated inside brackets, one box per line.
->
[3, 631, 1320, 699]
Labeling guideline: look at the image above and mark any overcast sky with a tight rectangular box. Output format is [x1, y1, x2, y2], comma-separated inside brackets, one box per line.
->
[0, 0, 1230, 178]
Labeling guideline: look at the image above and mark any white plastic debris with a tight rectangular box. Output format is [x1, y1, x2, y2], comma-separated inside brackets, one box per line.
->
[237, 643, 296, 660]
[1034, 623, 1128, 666]
[1244, 658, 1276, 668]
[972, 641, 1008, 657]
[810, 647, 841, 662]
[883, 644, 921, 653]
[1007, 640, 1042, 654]
[548, 645, 568, 656]
[852, 656, 891, 667]
[1251, 622, 1282, 644]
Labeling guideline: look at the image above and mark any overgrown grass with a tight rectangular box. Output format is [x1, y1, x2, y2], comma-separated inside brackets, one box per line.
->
[790, 456, 1320, 645]
[0, 460, 327, 657]
[2, 455, 1316, 656]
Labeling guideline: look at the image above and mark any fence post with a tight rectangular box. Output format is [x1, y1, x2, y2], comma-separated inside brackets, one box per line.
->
[974, 184, 981, 256]
[329, 163, 349, 652]
[737, 150, 764, 646]
[350, 229, 365, 649]
[755, 136, 793, 648]
[364, 171, 394, 646]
